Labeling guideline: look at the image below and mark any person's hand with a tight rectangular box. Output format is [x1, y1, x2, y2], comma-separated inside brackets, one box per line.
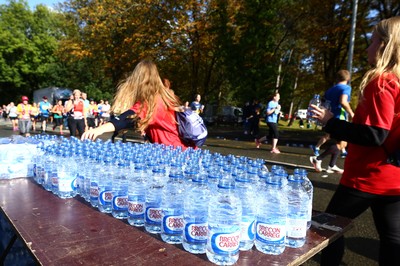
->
[310, 104, 334, 125]
[81, 127, 104, 141]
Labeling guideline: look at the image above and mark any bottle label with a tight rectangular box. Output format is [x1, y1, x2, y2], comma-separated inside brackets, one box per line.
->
[184, 222, 208, 244]
[58, 178, 76, 192]
[240, 219, 256, 241]
[90, 183, 99, 200]
[209, 230, 240, 255]
[128, 201, 145, 217]
[99, 190, 113, 205]
[51, 176, 58, 187]
[256, 222, 286, 244]
[162, 215, 184, 234]
[145, 207, 162, 225]
[286, 218, 307, 238]
[112, 195, 128, 210]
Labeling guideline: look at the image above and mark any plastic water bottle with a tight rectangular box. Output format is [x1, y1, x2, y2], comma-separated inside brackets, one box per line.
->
[294, 168, 313, 229]
[255, 173, 288, 255]
[206, 179, 242, 265]
[183, 173, 210, 254]
[145, 167, 167, 234]
[307, 94, 321, 122]
[128, 164, 147, 227]
[160, 169, 185, 244]
[285, 174, 309, 248]
[111, 160, 129, 219]
[98, 157, 115, 214]
[236, 170, 256, 251]
[57, 150, 78, 199]
[90, 156, 101, 208]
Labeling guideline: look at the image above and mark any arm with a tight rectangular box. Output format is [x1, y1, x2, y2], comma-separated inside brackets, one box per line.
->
[339, 94, 354, 119]
[65, 100, 74, 113]
[81, 122, 116, 141]
[311, 104, 389, 146]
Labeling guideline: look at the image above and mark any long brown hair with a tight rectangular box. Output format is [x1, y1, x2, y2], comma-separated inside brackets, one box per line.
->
[112, 59, 181, 132]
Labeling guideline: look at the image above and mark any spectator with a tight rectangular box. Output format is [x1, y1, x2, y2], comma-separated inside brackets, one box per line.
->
[16, 96, 32, 137]
[312, 17, 400, 266]
[81, 59, 194, 149]
[242, 101, 252, 135]
[87, 98, 98, 129]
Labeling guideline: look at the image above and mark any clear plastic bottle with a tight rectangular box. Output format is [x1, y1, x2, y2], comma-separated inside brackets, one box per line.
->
[90, 154, 102, 208]
[235, 172, 256, 251]
[145, 166, 166, 234]
[255, 173, 288, 255]
[57, 150, 78, 199]
[206, 179, 242, 265]
[160, 168, 185, 244]
[307, 94, 321, 122]
[111, 160, 129, 219]
[128, 164, 147, 227]
[183, 173, 210, 254]
[294, 168, 313, 229]
[285, 174, 309, 248]
[97, 157, 115, 213]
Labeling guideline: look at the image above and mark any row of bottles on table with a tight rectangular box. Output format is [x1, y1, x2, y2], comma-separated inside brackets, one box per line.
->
[28, 135, 313, 266]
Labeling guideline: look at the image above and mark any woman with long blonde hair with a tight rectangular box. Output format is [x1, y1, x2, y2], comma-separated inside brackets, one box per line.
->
[82, 59, 193, 149]
[311, 17, 400, 265]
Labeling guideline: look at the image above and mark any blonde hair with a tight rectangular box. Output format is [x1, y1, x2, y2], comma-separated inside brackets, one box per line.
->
[360, 17, 400, 92]
[112, 59, 181, 132]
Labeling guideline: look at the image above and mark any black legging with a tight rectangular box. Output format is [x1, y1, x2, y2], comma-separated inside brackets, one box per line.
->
[321, 185, 400, 266]
[67, 117, 85, 137]
[317, 144, 340, 167]
[266, 122, 279, 139]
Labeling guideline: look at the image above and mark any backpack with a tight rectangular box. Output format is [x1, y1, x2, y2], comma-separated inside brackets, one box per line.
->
[176, 109, 208, 147]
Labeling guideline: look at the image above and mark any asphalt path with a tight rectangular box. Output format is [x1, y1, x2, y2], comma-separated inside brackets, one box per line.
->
[0, 120, 379, 266]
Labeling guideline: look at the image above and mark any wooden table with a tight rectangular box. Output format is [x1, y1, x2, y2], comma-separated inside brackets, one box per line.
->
[0, 178, 352, 266]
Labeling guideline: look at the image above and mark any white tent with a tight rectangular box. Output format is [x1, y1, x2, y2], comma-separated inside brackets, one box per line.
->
[33, 87, 72, 105]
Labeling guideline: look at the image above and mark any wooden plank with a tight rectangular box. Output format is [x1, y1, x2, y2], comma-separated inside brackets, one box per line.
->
[0, 178, 352, 266]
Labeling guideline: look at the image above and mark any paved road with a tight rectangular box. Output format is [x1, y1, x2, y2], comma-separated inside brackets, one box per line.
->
[0, 120, 379, 265]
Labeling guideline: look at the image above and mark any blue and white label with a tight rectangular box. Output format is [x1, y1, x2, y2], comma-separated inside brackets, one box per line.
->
[256, 222, 286, 244]
[99, 190, 113, 205]
[209, 230, 240, 255]
[128, 201, 145, 217]
[58, 178, 76, 192]
[184, 222, 208, 244]
[240, 220, 256, 241]
[145, 207, 162, 225]
[112, 195, 128, 210]
[162, 215, 184, 234]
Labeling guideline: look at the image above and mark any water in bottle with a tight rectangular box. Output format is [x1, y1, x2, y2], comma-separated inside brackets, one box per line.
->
[255, 173, 287, 255]
[111, 160, 129, 219]
[206, 179, 242, 265]
[160, 169, 185, 244]
[145, 167, 166, 234]
[183, 173, 210, 254]
[98, 157, 115, 214]
[235, 172, 256, 251]
[285, 174, 309, 248]
[128, 164, 147, 227]
[294, 168, 313, 229]
[307, 94, 321, 122]
[57, 150, 78, 199]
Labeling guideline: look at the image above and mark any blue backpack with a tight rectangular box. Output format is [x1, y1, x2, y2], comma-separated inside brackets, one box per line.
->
[176, 109, 208, 147]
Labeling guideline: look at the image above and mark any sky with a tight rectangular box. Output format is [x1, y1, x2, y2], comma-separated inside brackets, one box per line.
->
[0, 0, 61, 9]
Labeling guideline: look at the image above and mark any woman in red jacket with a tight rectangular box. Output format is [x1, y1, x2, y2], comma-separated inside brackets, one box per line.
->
[81, 59, 193, 149]
[312, 17, 400, 266]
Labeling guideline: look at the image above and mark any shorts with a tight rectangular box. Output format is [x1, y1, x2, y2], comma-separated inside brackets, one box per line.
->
[87, 117, 96, 128]
[39, 115, 49, 122]
[102, 116, 110, 122]
[54, 117, 63, 126]
[9, 116, 18, 120]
